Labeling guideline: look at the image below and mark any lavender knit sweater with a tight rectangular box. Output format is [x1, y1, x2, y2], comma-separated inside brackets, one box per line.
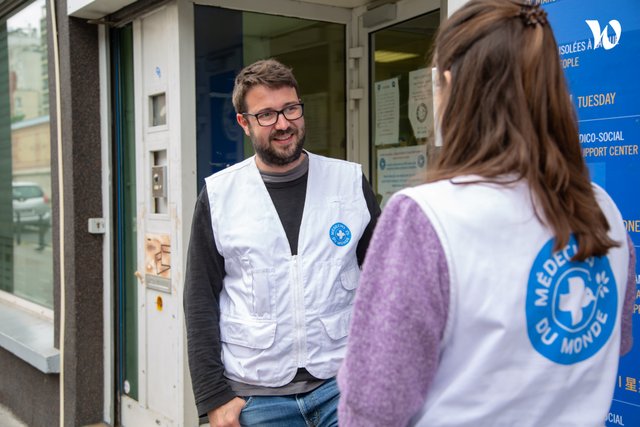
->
[338, 194, 636, 427]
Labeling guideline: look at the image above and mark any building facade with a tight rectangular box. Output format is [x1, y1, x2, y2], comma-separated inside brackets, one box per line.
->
[0, 0, 637, 426]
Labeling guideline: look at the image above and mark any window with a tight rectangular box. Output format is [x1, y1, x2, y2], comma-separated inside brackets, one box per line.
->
[0, 0, 53, 309]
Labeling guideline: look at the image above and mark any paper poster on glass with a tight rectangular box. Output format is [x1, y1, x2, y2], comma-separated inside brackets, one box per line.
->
[374, 77, 400, 146]
[408, 68, 434, 140]
[376, 145, 427, 207]
[543, 1, 640, 426]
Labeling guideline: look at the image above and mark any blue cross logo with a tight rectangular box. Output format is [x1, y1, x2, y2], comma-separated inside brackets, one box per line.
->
[329, 223, 352, 246]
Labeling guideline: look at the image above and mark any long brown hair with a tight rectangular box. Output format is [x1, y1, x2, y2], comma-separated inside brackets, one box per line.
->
[431, 0, 618, 260]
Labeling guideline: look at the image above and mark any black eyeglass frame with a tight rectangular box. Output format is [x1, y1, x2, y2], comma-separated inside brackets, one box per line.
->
[242, 103, 305, 127]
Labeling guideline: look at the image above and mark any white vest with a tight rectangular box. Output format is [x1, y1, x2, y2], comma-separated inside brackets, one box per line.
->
[205, 152, 370, 387]
[398, 177, 629, 427]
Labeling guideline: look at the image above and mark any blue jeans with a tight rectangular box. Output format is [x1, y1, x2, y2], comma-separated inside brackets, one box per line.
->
[239, 378, 339, 427]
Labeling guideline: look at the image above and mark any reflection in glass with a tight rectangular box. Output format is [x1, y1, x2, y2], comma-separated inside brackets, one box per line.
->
[0, 0, 53, 308]
[370, 11, 440, 207]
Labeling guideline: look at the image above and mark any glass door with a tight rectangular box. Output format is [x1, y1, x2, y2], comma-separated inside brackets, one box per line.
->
[194, 5, 347, 190]
[366, 2, 441, 207]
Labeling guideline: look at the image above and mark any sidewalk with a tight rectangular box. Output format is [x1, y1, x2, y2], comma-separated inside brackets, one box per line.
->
[0, 404, 27, 427]
[0, 405, 111, 427]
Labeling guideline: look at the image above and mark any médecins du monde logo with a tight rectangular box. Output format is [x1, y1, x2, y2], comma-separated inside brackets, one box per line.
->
[329, 222, 352, 246]
[526, 235, 618, 365]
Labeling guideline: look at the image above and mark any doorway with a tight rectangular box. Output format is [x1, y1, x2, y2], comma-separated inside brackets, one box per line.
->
[109, 1, 352, 425]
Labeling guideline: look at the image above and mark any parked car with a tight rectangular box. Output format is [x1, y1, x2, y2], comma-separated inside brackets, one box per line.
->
[12, 181, 51, 227]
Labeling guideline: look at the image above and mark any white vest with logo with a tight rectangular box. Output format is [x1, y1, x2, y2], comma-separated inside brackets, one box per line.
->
[398, 177, 629, 427]
[205, 152, 370, 387]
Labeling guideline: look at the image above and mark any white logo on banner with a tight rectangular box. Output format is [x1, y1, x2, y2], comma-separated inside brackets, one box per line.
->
[585, 19, 622, 50]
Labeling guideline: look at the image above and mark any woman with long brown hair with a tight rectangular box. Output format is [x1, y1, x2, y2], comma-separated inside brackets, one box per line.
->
[338, 1, 635, 425]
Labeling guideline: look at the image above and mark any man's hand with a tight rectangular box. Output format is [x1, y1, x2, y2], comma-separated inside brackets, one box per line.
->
[208, 397, 246, 427]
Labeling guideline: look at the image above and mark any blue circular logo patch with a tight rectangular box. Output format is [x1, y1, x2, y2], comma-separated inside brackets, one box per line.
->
[329, 222, 352, 246]
[526, 235, 617, 365]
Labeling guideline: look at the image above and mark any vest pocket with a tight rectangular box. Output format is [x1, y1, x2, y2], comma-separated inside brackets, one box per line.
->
[240, 258, 275, 318]
[220, 316, 277, 349]
[312, 261, 360, 314]
[339, 264, 360, 291]
[319, 308, 351, 341]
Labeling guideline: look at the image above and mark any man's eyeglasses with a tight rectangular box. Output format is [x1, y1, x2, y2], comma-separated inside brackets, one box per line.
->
[242, 103, 304, 127]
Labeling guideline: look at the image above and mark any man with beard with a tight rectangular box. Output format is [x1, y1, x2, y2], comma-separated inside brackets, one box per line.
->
[184, 59, 380, 427]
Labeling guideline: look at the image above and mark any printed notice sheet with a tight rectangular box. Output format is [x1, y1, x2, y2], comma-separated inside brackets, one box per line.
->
[376, 145, 427, 207]
[374, 77, 400, 146]
[408, 68, 434, 140]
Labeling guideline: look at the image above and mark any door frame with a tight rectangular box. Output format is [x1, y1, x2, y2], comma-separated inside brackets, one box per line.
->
[352, 0, 443, 178]
[99, 23, 116, 426]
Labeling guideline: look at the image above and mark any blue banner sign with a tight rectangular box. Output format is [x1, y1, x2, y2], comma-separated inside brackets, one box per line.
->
[544, 1, 640, 425]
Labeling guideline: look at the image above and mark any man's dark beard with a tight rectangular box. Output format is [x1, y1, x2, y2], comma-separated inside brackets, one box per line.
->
[254, 128, 305, 167]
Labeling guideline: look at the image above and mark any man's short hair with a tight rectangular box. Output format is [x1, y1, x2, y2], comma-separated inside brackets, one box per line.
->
[232, 59, 300, 113]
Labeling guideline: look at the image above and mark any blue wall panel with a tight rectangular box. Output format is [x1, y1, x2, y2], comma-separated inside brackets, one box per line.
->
[545, 1, 640, 425]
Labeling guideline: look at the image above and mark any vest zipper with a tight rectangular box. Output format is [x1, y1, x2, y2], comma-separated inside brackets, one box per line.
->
[291, 255, 307, 367]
